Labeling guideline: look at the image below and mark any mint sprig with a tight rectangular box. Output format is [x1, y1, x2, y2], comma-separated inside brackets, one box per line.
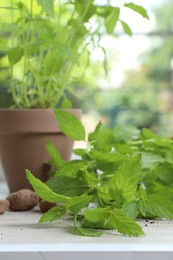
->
[26, 112, 173, 237]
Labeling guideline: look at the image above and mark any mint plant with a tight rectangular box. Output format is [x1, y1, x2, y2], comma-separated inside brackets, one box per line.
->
[0, 0, 149, 108]
[27, 110, 173, 237]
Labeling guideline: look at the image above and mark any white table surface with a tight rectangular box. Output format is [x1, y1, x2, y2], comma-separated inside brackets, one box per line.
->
[0, 181, 173, 260]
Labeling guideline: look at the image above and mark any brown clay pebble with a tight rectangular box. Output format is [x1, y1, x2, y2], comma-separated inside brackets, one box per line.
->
[0, 200, 9, 214]
[7, 189, 39, 211]
[39, 200, 56, 213]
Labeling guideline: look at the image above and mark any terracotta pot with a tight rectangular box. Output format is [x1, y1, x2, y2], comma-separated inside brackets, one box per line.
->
[0, 109, 81, 193]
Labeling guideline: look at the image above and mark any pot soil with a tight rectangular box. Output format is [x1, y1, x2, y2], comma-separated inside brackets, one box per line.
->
[0, 109, 81, 193]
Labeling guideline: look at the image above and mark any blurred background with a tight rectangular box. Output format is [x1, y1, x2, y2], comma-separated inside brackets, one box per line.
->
[0, 0, 173, 135]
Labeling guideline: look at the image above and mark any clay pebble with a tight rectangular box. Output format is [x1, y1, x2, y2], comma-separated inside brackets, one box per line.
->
[0, 199, 10, 214]
[7, 189, 39, 211]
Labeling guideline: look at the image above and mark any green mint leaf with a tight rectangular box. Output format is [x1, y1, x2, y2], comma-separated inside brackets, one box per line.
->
[73, 148, 87, 157]
[114, 142, 132, 155]
[92, 150, 125, 163]
[26, 170, 69, 203]
[37, 0, 54, 17]
[141, 152, 164, 169]
[75, 227, 103, 237]
[96, 186, 112, 204]
[137, 186, 147, 199]
[89, 124, 114, 152]
[109, 154, 141, 202]
[137, 194, 173, 219]
[148, 183, 173, 200]
[113, 126, 139, 143]
[111, 209, 145, 236]
[39, 206, 66, 223]
[124, 3, 149, 19]
[91, 149, 125, 173]
[47, 176, 88, 197]
[84, 171, 98, 187]
[120, 20, 132, 36]
[54, 109, 85, 141]
[57, 160, 86, 177]
[122, 201, 139, 219]
[66, 194, 94, 215]
[46, 141, 65, 168]
[104, 7, 120, 34]
[156, 163, 173, 184]
[84, 208, 109, 223]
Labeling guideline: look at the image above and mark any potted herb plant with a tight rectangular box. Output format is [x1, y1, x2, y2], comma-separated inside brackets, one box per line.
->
[0, 0, 149, 192]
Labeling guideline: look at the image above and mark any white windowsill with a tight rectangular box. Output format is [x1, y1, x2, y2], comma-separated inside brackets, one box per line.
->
[0, 181, 173, 260]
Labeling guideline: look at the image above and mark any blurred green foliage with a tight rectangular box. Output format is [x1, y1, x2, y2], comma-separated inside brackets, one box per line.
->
[89, 0, 173, 134]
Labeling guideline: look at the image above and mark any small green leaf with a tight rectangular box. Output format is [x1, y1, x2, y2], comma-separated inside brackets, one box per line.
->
[66, 194, 93, 215]
[113, 126, 139, 142]
[54, 109, 85, 141]
[8, 47, 23, 65]
[109, 154, 141, 202]
[44, 51, 63, 76]
[73, 148, 87, 157]
[84, 208, 109, 223]
[124, 3, 149, 19]
[84, 171, 98, 187]
[141, 152, 164, 169]
[57, 160, 86, 177]
[26, 170, 69, 203]
[104, 7, 120, 34]
[120, 20, 132, 36]
[75, 227, 103, 237]
[89, 124, 114, 152]
[92, 150, 124, 163]
[111, 209, 145, 236]
[46, 141, 65, 168]
[75, 1, 96, 22]
[39, 206, 66, 223]
[37, 0, 54, 17]
[137, 194, 173, 219]
[122, 201, 139, 219]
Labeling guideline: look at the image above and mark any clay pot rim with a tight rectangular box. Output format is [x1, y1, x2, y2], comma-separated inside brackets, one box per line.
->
[0, 108, 82, 134]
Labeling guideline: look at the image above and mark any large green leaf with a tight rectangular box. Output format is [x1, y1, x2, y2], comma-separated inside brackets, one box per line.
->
[54, 109, 85, 141]
[26, 170, 69, 203]
[84, 208, 145, 236]
[47, 176, 88, 197]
